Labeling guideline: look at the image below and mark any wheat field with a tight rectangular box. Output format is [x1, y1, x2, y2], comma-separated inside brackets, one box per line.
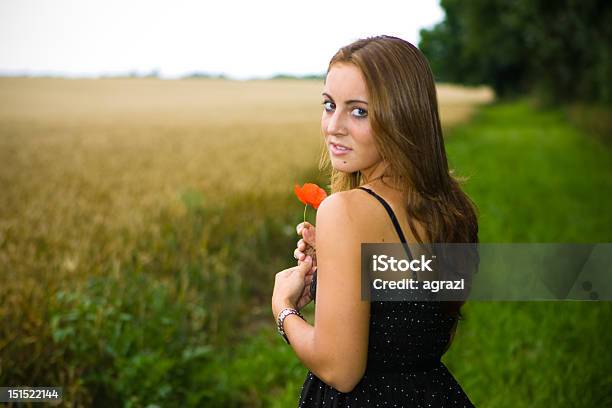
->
[0, 77, 492, 280]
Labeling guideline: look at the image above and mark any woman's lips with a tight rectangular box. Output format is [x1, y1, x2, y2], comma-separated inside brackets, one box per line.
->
[330, 142, 352, 156]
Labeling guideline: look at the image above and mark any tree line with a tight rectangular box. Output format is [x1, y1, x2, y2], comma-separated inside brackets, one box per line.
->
[419, 0, 612, 105]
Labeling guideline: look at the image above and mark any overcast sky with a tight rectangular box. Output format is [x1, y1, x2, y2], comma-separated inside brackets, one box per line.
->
[0, 0, 444, 79]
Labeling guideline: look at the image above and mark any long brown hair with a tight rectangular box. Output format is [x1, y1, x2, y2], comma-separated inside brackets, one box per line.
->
[318, 35, 479, 318]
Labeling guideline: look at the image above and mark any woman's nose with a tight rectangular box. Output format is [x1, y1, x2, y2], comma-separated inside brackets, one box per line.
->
[326, 111, 347, 135]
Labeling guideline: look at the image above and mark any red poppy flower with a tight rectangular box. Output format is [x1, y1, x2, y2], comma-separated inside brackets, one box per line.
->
[295, 183, 328, 224]
[294, 183, 327, 209]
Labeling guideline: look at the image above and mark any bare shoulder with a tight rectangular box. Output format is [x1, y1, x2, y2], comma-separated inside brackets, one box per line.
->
[318, 187, 425, 244]
[316, 190, 377, 237]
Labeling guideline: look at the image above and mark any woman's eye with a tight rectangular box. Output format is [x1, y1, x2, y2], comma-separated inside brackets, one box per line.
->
[322, 101, 334, 112]
[321, 101, 366, 118]
[352, 107, 368, 118]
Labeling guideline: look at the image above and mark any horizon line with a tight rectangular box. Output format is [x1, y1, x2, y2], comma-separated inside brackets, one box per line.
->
[0, 69, 327, 81]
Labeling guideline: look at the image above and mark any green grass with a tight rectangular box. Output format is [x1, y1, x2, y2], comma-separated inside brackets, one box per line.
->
[447, 302, 612, 407]
[441, 100, 612, 406]
[446, 100, 612, 243]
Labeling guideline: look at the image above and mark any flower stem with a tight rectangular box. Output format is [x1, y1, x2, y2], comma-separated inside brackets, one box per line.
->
[303, 204, 307, 225]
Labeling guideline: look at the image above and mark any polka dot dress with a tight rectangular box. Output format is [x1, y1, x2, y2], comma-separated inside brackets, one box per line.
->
[297, 301, 474, 407]
[296, 187, 475, 407]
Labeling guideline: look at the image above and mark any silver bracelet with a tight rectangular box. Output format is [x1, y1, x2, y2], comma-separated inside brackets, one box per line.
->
[277, 307, 305, 345]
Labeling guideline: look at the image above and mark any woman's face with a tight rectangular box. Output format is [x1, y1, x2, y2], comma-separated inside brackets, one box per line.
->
[321, 63, 382, 174]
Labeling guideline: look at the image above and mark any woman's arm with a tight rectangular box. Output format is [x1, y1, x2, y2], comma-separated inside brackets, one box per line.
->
[277, 192, 370, 393]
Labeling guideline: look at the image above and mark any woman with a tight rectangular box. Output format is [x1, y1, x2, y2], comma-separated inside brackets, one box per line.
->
[272, 35, 478, 407]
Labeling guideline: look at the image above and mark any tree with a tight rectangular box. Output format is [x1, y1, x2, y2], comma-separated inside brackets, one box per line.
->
[419, 0, 612, 104]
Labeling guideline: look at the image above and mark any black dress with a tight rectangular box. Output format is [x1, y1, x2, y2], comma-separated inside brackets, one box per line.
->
[298, 187, 474, 407]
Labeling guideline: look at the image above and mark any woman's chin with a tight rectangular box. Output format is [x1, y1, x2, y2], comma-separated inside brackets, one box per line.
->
[331, 160, 356, 173]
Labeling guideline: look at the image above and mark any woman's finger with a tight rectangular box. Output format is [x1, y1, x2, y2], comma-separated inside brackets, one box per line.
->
[294, 248, 305, 260]
[302, 226, 316, 248]
[300, 284, 311, 301]
[296, 221, 312, 235]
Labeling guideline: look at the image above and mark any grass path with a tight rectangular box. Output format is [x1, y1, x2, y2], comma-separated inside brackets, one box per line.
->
[446, 100, 612, 243]
[442, 100, 612, 406]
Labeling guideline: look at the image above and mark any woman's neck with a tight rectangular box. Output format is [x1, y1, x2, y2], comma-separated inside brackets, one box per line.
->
[360, 162, 388, 184]
[359, 161, 411, 192]
[363, 175, 407, 193]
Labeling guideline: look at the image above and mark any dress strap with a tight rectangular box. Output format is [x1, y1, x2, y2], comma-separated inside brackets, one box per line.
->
[357, 187, 413, 261]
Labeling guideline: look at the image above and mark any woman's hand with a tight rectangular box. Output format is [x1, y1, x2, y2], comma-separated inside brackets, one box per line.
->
[272, 256, 313, 318]
[294, 222, 317, 272]
[271, 222, 318, 318]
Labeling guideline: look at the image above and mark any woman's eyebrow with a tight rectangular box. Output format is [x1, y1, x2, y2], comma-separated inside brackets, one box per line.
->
[322, 92, 368, 105]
